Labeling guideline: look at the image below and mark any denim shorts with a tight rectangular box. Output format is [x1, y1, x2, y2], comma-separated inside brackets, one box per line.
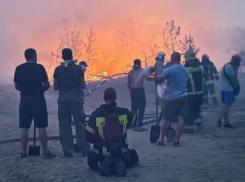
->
[221, 91, 236, 104]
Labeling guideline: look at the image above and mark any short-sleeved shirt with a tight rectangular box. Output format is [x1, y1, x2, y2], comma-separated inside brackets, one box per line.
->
[221, 63, 235, 91]
[53, 64, 84, 92]
[14, 63, 48, 97]
[161, 64, 189, 100]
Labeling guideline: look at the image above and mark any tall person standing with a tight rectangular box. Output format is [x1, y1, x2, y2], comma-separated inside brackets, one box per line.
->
[14, 48, 55, 158]
[155, 52, 189, 147]
[128, 59, 153, 132]
[218, 55, 241, 128]
[53, 48, 90, 158]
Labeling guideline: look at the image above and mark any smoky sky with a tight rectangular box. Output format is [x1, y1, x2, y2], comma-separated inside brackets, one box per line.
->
[1, 0, 245, 74]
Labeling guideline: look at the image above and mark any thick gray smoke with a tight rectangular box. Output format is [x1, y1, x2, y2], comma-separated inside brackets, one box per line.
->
[1, 0, 245, 75]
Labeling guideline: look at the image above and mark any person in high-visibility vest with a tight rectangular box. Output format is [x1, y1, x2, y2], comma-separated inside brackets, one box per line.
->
[201, 54, 219, 106]
[184, 51, 204, 133]
[85, 88, 139, 177]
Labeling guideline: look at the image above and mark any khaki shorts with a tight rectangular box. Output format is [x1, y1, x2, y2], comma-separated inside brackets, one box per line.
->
[162, 96, 187, 120]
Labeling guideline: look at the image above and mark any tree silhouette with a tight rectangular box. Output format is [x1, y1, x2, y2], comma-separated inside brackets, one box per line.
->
[143, 44, 159, 68]
[162, 20, 200, 59]
[181, 34, 200, 55]
[82, 27, 98, 66]
[229, 27, 245, 72]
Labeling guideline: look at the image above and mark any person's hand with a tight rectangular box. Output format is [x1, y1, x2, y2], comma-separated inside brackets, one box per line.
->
[215, 76, 219, 81]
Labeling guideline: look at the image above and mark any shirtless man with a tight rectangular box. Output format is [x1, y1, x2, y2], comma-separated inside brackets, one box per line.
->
[128, 59, 153, 132]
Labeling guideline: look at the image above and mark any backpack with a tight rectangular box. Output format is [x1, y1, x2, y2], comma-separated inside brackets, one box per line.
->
[103, 113, 123, 158]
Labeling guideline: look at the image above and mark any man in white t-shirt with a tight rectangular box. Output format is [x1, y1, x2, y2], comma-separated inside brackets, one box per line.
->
[218, 55, 241, 128]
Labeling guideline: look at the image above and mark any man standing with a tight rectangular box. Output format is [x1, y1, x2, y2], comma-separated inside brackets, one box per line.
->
[154, 52, 166, 79]
[14, 48, 55, 158]
[53, 48, 90, 158]
[201, 54, 219, 106]
[184, 51, 204, 133]
[128, 59, 153, 132]
[218, 55, 241, 128]
[155, 52, 189, 147]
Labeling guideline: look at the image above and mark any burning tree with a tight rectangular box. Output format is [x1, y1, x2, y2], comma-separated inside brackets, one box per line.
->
[48, 19, 83, 75]
[162, 20, 200, 59]
[82, 27, 98, 66]
[143, 44, 159, 68]
[48, 20, 98, 77]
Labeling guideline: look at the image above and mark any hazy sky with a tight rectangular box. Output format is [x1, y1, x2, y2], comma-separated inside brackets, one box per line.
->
[1, 0, 245, 74]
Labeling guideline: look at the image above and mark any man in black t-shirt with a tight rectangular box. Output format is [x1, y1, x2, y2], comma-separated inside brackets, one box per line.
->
[14, 48, 55, 158]
[53, 48, 90, 158]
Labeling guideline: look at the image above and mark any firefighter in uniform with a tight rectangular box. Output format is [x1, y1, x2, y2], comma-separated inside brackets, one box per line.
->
[184, 51, 204, 133]
[85, 88, 139, 177]
[201, 54, 219, 106]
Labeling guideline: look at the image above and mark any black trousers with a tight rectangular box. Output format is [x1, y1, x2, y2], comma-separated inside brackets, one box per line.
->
[184, 94, 203, 127]
[131, 88, 146, 127]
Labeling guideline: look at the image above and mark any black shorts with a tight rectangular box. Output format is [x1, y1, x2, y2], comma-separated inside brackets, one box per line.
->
[19, 96, 48, 129]
[162, 96, 187, 120]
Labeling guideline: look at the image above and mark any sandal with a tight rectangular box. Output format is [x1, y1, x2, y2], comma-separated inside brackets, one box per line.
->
[174, 141, 180, 147]
[156, 141, 165, 146]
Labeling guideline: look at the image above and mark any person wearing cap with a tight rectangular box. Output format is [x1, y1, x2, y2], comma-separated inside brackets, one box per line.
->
[79, 61, 92, 102]
[184, 50, 204, 133]
[53, 48, 90, 158]
[154, 52, 166, 79]
[201, 54, 219, 107]
[128, 59, 153, 132]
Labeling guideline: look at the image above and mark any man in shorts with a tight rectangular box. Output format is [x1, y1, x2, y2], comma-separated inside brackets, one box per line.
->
[14, 48, 55, 158]
[217, 55, 241, 128]
[155, 52, 189, 147]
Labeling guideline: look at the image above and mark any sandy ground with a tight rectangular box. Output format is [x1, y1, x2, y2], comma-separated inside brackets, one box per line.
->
[0, 76, 245, 182]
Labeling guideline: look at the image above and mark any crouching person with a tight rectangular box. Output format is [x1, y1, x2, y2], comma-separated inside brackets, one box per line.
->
[85, 88, 139, 177]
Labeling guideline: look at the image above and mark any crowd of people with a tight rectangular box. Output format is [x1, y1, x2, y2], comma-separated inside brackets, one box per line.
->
[13, 47, 241, 177]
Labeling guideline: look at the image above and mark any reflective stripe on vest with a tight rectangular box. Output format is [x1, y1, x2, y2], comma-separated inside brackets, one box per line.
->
[86, 125, 96, 134]
[96, 117, 106, 140]
[119, 114, 128, 134]
[187, 65, 204, 95]
[205, 80, 214, 85]
[92, 148, 99, 154]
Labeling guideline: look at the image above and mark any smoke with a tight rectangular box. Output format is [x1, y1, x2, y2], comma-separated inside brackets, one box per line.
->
[1, 0, 245, 75]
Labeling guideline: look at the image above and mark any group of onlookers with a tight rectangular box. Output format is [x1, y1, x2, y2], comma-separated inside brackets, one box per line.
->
[13, 47, 241, 177]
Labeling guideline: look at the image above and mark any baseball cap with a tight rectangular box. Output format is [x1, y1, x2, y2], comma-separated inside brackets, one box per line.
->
[79, 61, 88, 67]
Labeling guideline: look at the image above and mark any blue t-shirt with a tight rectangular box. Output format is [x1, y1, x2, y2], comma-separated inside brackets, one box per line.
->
[221, 63, 235, 91]
[161, 64, 189, 100]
